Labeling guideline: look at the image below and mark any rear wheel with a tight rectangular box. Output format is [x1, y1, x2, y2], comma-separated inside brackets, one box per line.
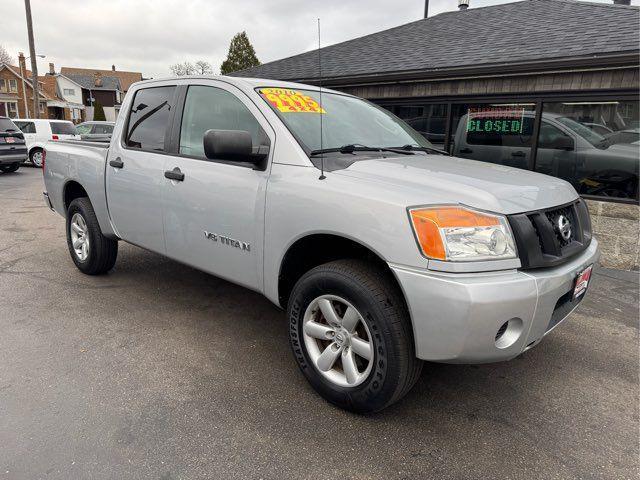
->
[288, 259, 422, 413]
[66, 197, 118, 275]
[30, 148, 43, 168]
[0, 163, 20, 173]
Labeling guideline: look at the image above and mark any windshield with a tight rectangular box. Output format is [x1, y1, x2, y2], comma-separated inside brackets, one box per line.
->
[257, 88, 433, 153]
[556, 116, 605, 147]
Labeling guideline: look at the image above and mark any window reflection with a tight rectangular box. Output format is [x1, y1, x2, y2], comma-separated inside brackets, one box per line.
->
[535, 101, 639, 201]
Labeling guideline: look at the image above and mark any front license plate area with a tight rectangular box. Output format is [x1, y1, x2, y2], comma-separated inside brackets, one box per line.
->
[573, 264, 593, 300]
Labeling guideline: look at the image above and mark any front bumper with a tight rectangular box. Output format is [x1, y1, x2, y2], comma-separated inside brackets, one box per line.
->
[391, 239, 599, 363]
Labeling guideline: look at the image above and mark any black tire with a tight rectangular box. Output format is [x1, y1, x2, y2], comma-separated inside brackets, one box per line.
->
[66, 197, 118, 275]
[0, 163, 20, 173]
[288, 259, 422, 413]
[30, 148, 43, 168]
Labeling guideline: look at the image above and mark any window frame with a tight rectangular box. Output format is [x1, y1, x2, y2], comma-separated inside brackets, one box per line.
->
[165, 81, 275, 171]
[7, 102, 18, 118]
[376, 90, 639, 204]
[0, 79, 7, 92]
[120, 84, 179, 155]
[8, 79, 18, 93]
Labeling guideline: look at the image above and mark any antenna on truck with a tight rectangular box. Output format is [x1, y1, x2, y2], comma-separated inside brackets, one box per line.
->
[317, 18, 326, 180]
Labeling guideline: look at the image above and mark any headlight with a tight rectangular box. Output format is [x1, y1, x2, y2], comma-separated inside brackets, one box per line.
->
[408, 205, 517, 262]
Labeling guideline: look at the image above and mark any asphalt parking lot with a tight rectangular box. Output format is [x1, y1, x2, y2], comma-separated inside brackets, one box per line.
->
[0, 167, 638, 480]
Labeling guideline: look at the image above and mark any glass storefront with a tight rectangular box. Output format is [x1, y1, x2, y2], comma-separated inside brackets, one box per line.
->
[387, 97, 639, 202]
[535, 101, 638, 200]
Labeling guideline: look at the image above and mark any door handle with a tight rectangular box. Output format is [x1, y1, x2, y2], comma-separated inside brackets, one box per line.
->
[164, 167, 185, 182]
[511, 151, 526, 157]
[109, 158, 124, 168]
[460, 147, 473, 154]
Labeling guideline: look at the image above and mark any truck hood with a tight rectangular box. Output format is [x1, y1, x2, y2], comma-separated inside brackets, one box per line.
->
[333, 154, 578, 215]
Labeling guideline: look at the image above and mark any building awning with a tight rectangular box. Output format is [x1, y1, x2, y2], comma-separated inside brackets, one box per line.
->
[46, 100, 85, 110]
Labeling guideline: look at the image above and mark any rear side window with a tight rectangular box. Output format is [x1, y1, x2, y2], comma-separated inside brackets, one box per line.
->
[15, 121, 35, 133]
[126, 86, 176, 151]
[50, 122, 77, 135]
[179, 85, 266, 159]
[0, 118, 18, 132]
[76, 124, 92, 135]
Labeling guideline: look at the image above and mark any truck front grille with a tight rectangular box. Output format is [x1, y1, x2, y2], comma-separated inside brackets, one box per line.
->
[508, 199, 592, 269]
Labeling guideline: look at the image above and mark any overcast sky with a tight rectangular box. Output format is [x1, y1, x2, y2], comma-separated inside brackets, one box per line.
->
[3, 0, 637, 79]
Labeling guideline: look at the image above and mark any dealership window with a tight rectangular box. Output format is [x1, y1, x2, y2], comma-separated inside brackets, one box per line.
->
[448, 103, 536, 170]
[393, 104, 448, 149]
[534, 101, 639, 201]
[8, 79, 18, 93]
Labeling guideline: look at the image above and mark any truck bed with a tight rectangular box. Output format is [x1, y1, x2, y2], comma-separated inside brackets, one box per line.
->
[43, 139, 116, 237]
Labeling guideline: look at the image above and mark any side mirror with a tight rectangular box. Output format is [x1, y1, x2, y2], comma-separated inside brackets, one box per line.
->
[549, 136, 574, 151]
[203, 129, 267, 165]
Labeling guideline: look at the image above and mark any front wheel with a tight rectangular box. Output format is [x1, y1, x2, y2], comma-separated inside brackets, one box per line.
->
[66, 197, 118, 275]
[288, 259, 422, 413]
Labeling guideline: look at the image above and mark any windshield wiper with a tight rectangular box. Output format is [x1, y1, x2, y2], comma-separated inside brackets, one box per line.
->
[310, 144, 414, 156]
[394, 144, 450, 155]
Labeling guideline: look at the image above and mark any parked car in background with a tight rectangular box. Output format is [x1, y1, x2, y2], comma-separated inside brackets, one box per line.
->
[43, 77, 599, 413]
[75, 121, 115, 142]
[0, 116, 27, 173]
[603, 128, 640, 146]
[13, 119, 80, 167]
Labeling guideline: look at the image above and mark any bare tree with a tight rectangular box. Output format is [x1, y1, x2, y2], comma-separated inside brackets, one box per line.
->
[169, 61, 198, 76]
[0, 45, 14, 65]
[194, 60, 213, 75]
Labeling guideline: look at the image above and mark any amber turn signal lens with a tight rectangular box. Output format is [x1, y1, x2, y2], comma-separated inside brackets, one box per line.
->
[409, 206, 503, 260]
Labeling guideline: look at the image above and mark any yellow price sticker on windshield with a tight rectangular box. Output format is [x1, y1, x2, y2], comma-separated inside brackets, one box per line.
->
[260, 88, 326, 114]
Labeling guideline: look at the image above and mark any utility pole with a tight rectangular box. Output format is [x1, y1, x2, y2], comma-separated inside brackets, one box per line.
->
[424, 0, 429, 18]
[24, 0, 40, 119]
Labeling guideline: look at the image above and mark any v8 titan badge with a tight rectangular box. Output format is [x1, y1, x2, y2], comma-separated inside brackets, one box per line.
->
[260, 88, 326, 113]
[573, 264, 593, 299]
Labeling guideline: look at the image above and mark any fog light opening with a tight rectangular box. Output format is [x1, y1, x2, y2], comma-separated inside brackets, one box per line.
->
[495, 318, 523, 349]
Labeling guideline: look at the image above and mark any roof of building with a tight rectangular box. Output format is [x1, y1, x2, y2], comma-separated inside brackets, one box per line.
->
[60, 67, 142, 91]
[64, 73, 122, 91]
[231, 0, 640, 83]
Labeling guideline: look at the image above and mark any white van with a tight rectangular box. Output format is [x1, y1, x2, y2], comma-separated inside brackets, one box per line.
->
[13, 119, 80, 167]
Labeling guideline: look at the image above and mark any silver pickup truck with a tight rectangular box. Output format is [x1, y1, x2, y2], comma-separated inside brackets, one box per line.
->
[42, 76, 599, 413]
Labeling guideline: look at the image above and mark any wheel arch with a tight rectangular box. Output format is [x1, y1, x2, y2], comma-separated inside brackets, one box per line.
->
[63, 180, 90, 214]
[277, 232, 406, 311]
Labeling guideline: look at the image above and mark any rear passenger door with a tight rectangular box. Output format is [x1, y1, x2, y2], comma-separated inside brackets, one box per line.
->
[106, 84, 177, 253]
[161, 81, 273, 291]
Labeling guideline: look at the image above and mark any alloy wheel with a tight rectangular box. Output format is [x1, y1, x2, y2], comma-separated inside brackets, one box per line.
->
[302, 295, 374, 387]
[70, 213, 90, 261]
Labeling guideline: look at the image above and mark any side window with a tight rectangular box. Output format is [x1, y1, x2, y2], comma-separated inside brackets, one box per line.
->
[179, 85, 266, 159]
[16, 121, 36, 134]
[94, 124, 113, 134]
[538, 122, 572, 149]
[125, 86, 176, 151]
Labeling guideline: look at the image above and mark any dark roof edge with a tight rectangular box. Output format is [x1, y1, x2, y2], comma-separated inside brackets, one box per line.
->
[282, 52, 640, 86]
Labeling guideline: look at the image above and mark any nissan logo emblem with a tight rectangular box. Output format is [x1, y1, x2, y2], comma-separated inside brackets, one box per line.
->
[556, 214, 572, 241]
